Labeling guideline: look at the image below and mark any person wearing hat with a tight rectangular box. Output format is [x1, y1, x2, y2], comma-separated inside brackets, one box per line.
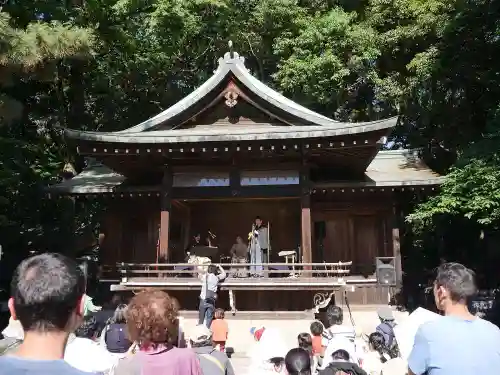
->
[375, 307, 398, 353]
[190, 325, 234, 375]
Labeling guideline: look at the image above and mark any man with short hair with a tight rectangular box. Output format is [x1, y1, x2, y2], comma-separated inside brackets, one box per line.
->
[0, 253, 92, 375]
[408, 262, 500, 375]
[190, 324, 234, 375]
[199, 264, 226, 328]
[320, 305, 359, 369]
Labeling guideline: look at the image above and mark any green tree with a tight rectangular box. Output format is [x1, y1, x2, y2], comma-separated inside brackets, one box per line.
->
[0, 8, 95, 266]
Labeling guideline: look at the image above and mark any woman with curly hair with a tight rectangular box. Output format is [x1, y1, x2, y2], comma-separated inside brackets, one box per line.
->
[113, 290, 201, 375]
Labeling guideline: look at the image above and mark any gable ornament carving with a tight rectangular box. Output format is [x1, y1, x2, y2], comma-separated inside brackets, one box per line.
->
[224, 90, 239, 108]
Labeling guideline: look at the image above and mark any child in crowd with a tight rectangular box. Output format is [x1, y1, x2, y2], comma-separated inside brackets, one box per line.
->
[310, 321, 324, 356]
[321, 350, 367, 375]
[297, 332, 313, 356]
[210, 308, 229, 352]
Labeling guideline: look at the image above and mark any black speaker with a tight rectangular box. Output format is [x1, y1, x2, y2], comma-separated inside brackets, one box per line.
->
[376, 257, 397, 286]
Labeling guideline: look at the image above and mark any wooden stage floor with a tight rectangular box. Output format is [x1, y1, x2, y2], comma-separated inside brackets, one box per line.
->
[109, 276, 378, 291]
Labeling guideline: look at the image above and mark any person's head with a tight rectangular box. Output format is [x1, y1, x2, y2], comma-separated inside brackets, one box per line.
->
[207, 264, 218, 275]
[331, 349, 350, 361]
[433, 262, 477, 312]
[269, 357, 285, 373]
[377, 307, 395, 323]
[368, 332, 386, 353]
[194, 234, 201, 242]
[325, 305, 343, 327]
[103, 293, 123, 310]
[297, 332, 312, 355]
[236, 236, 244, 244]
[126, 290, 179, 347]
[111, 304, 128, 324]
[310, 321, 324, 337]
[214, 308, 225, 320]
[255, 216, 262, 226]
[285, 348, 312, 375]
[9, 253, 86, 335]
[190, 324, 213, 348]
[75, 315, 98, 339]
[368, 332, 393, 362]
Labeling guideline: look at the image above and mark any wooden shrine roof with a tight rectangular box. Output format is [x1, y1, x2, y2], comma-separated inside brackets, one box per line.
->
[65, 119, 396, 144]
[48, 150, 443, 195]
[314, 150, 444, 188]
[63, 50, 397, 145]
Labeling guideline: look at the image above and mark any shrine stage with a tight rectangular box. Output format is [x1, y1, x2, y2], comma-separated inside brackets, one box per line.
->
[101, 263, 394, 310]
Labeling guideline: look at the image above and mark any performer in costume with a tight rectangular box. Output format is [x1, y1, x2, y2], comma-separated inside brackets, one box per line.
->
[254, 217, 270, 264]
[230, 236, 248, 278]
[248, 217, 266, 277]
[185, 233, 202, 261]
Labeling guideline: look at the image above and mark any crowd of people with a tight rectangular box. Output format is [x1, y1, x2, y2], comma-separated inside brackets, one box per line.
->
[0, 253, 500, 375]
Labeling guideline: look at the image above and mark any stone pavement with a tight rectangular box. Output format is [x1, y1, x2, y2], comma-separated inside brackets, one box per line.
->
[229, 355, 252, 375]
[180, 307, 408, 360]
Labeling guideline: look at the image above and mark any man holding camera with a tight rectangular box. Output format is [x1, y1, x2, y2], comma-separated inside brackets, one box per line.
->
[199, 264, 226, 328]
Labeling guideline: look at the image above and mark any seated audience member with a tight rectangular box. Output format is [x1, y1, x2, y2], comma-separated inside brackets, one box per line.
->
[310, 321, 325, 356]
[319, 350, 367, 375]
[65, 315, 115, 373]
[93, 294, 124, 336]
[320, 306, 359, 369]
[408, 262, 500, 375]
[380, 357, 407, 375]
[362, 332, 398, 375]
[100, 304, 132, 356]
[285, 348, 312, 375]
[230, 236, 248, 278]
[189, 324, 234, 375]
[375, 307, 398, 355]
[297, 332, 313, 356]
[248, 327, 288, 375]
[113, 290, 201, 375]
[0, 253, 93, 375]
[210, 308, 229, 352]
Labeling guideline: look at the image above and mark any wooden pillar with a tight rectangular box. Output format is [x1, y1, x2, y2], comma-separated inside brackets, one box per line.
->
[159, 168, 173, 262]
[392, 205, 403, 286]
[301, 195, 313, 269]
[300, 165, 312, 271]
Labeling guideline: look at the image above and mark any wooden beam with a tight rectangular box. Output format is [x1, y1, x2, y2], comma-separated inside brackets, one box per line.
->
[159, 168, 173, 262]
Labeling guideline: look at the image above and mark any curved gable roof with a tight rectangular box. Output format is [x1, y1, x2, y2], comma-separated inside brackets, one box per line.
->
[64, 50, 398, 143]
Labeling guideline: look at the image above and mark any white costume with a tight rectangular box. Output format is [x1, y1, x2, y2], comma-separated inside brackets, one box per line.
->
[249, 227, 264, 276]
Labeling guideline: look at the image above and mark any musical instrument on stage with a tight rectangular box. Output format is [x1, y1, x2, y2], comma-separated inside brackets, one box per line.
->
[190, 245, 218, 259]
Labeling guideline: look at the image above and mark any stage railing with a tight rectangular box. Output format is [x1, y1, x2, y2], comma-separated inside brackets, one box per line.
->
[100, 261, 357, 281]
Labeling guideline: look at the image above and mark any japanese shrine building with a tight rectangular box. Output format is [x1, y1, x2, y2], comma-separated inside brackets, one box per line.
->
[51, 50, 443, 309]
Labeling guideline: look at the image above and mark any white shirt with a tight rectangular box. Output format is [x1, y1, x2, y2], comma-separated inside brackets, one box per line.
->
[362, 351, 384, 375]
[65, 337, 115, 373]
[321, 325, 359, 369]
